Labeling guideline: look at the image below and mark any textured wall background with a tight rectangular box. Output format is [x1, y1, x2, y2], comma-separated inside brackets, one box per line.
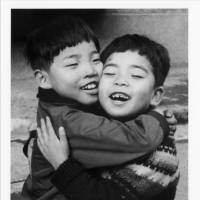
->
[12, 9, 188, 64]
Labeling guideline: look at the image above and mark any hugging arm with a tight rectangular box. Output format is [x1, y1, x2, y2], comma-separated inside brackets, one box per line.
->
[61, 110, 171, 167]
[51, 159, 135, 200]
[37, 126, 136, 200]
[35, 109, 176, 168]
[37, 117, 178, 200]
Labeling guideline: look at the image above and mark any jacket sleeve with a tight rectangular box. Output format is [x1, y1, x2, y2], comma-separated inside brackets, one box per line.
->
[51, 158, 136, 200]
[60, 110, 169, 168]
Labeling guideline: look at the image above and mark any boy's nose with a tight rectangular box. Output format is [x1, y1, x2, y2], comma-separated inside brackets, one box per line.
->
[114, 76, 129, 86]
[84, 64, 98, 78]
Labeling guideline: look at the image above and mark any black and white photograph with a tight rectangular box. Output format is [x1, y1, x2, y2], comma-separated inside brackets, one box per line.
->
[1, 2, 194, 200]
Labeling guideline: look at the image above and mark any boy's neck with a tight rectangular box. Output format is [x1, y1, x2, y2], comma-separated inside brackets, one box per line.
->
[113, 107, 153, 122]
[37, 87, 101, 114]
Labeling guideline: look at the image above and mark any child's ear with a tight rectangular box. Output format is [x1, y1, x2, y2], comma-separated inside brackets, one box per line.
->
[34, 69, 52, 89]
[150, 86, 164, 107]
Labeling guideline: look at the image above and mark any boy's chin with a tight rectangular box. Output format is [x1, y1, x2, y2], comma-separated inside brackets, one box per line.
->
[106, 110, 130, 119]
[80, 96, 99, 105]
[104, 108, 139, 120]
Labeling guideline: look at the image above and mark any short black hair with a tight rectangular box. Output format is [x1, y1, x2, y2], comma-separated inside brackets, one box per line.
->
[24, 15, 100, 71]
[101, 34, 170, 87]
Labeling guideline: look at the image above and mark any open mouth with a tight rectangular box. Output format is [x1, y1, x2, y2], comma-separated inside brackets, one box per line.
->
[80, 81, 98, 91]
[109, 92, 131, 102]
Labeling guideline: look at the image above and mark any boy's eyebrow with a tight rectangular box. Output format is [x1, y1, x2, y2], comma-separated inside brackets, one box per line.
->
[63, 50, 99, 60]
[104, 63, 148, 73]
[130, 65, 148, 73]
[104, 63, 118, 69]
[63, 54, 80, 59]
[90, 50, 99, 55]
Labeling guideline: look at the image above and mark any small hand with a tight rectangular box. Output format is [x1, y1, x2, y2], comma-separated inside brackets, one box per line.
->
[37, 117, 69, 170]
[152, 108, 177, 135]
[27, 138, 34, 174]
[163, 110, 177, 136]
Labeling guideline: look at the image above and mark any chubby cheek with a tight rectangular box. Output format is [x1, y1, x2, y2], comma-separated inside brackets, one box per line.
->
[100, 75, 113, 86]
[55, 76, 79, 97]
[98, 83, 109, 104]
[99, 78, 111, 94]
[137, 88, 154, 106]
[95, 63, 103, 77]
[62, 71, 81, 86]
[98, 86, 106, 102]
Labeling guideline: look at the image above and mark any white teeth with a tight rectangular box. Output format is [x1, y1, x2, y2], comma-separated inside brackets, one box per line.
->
[110, 93, 130, 102]
[82, 83, 97, 90]
[115, 94, 120, 98]
[112, 93, 129, 99]
[88, 84, 95, 89]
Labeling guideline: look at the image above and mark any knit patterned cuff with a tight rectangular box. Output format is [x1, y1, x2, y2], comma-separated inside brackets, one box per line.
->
[147, 111, 170, 137]
[51, 158, 83, 190]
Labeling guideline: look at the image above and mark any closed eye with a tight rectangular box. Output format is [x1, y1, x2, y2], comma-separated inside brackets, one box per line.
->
[65, 63, 78, 67]
[93, 58, 101, 62]
[103, 66, 117, 76]
[131, 75, 143, 78]
[103, 72, 115, 76]
[93, 58, 101, 64]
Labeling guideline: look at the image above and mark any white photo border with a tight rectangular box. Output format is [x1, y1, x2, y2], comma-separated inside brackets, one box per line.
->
[1, 1, 198, 200]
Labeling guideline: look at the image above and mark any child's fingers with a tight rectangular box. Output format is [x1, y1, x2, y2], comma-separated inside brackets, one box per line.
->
[167, 116, 177, 125]
[40, 118, 48, 140]
[169, 125, 177, 133]
[59, 127, 67, 143]
[164, 110, 177, 125]
[164, 110, 173, 118]
[37, 127, 42, 139]
[37, 127, 44, 144]
[37, 128, 44, 151]
[37, 137, 45, 155]
[59, 127, 70, 157]
[46, 116, 55, 138]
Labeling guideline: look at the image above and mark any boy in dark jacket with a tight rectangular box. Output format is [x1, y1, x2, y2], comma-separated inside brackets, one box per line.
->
[37, 34, 179, 200]
[21, 16, 176, 200]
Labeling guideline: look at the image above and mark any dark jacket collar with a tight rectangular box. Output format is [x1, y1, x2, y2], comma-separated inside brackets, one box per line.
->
[37, 87, 103, 114]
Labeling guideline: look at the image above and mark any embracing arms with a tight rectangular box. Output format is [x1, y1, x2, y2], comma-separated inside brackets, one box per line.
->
[37, 120, 178, 200]
[53, 109, 175, 167]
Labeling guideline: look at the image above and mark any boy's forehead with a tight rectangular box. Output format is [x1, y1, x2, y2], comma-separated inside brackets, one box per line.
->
[60, 41, 98, 58]
[105, 51, 152, 71]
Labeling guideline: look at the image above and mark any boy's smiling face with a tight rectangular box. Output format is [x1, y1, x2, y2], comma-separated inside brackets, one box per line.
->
[46, 41, 103, 105]
[99, 50, 162, 118]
